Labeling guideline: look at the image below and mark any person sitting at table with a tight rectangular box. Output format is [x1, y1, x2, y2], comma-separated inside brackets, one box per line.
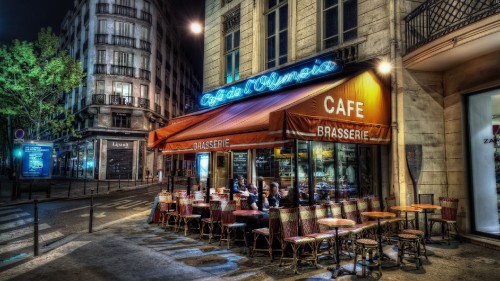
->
[266, 182, 282, 208]
[247, 183, 259, 211]
[232, 175, 249, 196]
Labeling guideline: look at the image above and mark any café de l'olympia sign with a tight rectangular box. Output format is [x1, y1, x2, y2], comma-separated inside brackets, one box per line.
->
[199, 53, 343, 108]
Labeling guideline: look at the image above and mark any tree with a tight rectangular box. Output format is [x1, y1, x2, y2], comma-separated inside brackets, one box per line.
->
[0, 27, 85, 141]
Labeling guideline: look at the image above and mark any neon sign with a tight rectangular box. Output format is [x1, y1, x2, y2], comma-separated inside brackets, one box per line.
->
[200, 54, 342, 108]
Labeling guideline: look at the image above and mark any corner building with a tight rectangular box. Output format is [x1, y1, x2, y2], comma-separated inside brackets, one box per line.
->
[149, 0, 500, 243]
[51, 0, 201, 181]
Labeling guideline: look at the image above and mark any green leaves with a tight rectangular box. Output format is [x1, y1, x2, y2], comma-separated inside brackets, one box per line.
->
[0, 28, 84, 140]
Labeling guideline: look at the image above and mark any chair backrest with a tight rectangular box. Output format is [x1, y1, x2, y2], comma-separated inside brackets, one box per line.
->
[216, 187, 226, 194]
[299, 205, 318, 236]
[234, 193, 242, 210]
[315, 205, 329, 232]
[240, 198, 250, 210]
[342, 200, 359, 223]
[176, 190, 187, 199]
[210, 193, 221, 200]
[158, 192, 172, 203]
[419, 193, 434, 205]
[329, 203, 343, 219]
[178, 198, 193, 216]
[385, 196, 397, 211]
[368, 197, 382, 212]
[269, 208, 281, 236]
[193, 191, 204, 200]
[439, 197, 459, 220]
[221, 200, 237, 224]
[356, 198, 370, 223]
[209, 200, 222, 221]
[278, 208, 300, 239]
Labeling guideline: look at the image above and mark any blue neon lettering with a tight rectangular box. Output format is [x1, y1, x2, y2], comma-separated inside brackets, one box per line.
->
[200, 59, 339, 107]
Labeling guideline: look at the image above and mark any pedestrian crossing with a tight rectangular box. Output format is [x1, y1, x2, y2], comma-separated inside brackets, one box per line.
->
[0, 206, 61, 271]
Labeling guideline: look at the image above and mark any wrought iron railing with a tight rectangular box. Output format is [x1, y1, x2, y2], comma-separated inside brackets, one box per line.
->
[155, 77, 162, 88]
[112, 35, 135, 48]
[110, 65, 135, 77]
[138, 97, 150, 109]
[164, 110, 170, 118]
[92, 94, 106, 105]
[113, 4, 136, 18]
[138, 69, 151, 80]
[156, 50, 162, 62]
[95, 34, 108, 44]
[94, 64, 107, 74]
[139, 40, 151, 52]
[155, 103, 161, 114]
[405, 0, 500, 54]
[141, 10, 152, 24]
[109, 95, 134, 106]
[96, 3, 109, 14]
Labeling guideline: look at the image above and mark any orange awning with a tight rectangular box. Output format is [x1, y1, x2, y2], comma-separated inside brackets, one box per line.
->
[159, 70, 391, 154]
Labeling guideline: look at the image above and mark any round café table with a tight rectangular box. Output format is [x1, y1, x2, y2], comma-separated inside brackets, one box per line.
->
[318, 218, 355, 278]
[193, 203, 210, 208]
[411, 204, 441, 242]
[233, 210, 265, 217]
[390, 206, 421, 229]
[360, 212, 395, 261]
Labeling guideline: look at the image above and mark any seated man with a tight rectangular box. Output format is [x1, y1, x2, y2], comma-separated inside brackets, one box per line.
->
[232, 175, 249, 196]
[247, 183, 259, 210]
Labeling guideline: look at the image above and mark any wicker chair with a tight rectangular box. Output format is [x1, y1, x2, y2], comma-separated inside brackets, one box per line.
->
[200, 200, 222, 243]
[300, 205, 335, 265]
[429, 197, 460, 245]
[278, 208, 316, 274]
[252, 208, 281, 259]
[369, 196, 403, 241]
[356, 198, 378, 238]
[164, 197, 180, 231]
[158, 192, 174, 229]
[220, 200, 247, 249]
[177, 198, 201, 236]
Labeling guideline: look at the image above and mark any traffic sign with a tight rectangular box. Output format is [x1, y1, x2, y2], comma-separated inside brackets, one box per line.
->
[15, 129, 25, 139]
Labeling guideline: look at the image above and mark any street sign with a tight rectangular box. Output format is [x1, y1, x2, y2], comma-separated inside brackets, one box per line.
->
[14, 129, 25, 139]
[14, 139, 24, 143]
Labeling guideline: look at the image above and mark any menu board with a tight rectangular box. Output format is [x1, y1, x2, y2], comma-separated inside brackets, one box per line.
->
[21, 142, 53, 179]
[232, 151, 248, 180]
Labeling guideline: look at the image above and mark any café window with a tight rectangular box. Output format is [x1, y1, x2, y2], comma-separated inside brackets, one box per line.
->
[322, 0, 357, 49]
[467, 88, 500, 237]
[265, 0, 288, 69]
[223, 8, 240, 84]
[112, 112, 131, 128]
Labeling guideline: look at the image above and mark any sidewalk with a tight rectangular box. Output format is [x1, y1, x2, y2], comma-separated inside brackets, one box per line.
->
[0, 175, 161, 206]
[1, 213, 500, 281]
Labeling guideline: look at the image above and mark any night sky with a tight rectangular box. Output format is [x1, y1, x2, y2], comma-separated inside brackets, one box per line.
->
[0, 0, 205, 81]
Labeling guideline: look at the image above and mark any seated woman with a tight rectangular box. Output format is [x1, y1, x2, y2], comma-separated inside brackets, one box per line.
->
[266, 182, 282, 208]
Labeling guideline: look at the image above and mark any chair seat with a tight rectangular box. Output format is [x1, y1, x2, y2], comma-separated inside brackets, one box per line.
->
[429, 218, 456, 223]
[201, 218, 220, 223]
[306, 232, 335, 240]
[401, 229, 424, 236]
[180, 214, 201, 219]
[223, 222, 246, 228]
[252, 227, 270, 235]
[398, 233, 419, 240]
[356, 238, 378, 246]
[284, 236, 315, 244]
[326, 229, 350, 236]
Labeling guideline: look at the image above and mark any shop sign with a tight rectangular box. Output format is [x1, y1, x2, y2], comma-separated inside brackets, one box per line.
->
[193, 138, 229, 150]
[108, 140, 133, 150]
[20, 142, 53, 179]
[199, 53, 342, 108]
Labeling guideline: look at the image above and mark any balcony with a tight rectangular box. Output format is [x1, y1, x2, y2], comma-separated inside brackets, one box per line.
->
[138, 69, 151, 80]
[95, 34, 108, 44]
[164, 110, 170, 118]
[139, 40, 151, 52]
[155, 103, 161, 114]
[141, 10, 152, 24]
[109, 95, 134, 106]
[110, 65, 135, 77]
[155, 77, 162, 88]
[113, 4, 136, 18]
[404, 0, 500, 71]
[156, 50, 163, 62]
[112, 35, 135, 48]
[138, 97, 150, 109]
[92, 94, 106, 105]
[96, 3, 109, 14]
[94, 64, 107, 74]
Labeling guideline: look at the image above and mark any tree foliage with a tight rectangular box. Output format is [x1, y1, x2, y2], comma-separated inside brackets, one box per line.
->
[0, 27, 85, 140]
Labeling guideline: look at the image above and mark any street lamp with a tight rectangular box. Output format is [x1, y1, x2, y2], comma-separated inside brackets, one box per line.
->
[378, 61, 392, 75]
[190, 22, 203, 34]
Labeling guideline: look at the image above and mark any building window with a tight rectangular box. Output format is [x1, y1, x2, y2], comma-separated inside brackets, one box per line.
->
[98, 20, 106, 33]
[144, 1, 150, 12]
[114, 21, 134, 37]
[117, 0, 133, 7]
[141, 26, 150, 41]
[113, 82, 132, 96]
[322, 0, 357, 49]
[112, 112, 131, 128]
[97, 50, 106, 64]
[113, 51, 133, 66]
[140, 85, 148, 98]
[96, 80, 105, 95]
[223, 8, 240, 84]
[265, 0, 288, 69]
[141, 55, 150, 70]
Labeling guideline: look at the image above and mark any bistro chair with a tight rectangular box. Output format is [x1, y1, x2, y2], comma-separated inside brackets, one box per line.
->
[356, 198, 378, 238]
[216, 187, 226, 194]
[299, 205, 335, 265]
[353, 238, 381, 277]
[278, 207, 316, 274]
[220, 200, 247, 249]
[240, 198, 250, 210]
[177, 198, 201, 236]
[164, 197, 181, 231]
[234, 193, 242, 210]
[369, 196, 403, 241]
[429, 197, 461, 245]
[397, 233, 421, 270]
[385, 195, 414, 229]
[158, 192, 174, 229]
[342, 200, 370, 239]
[200, 200, 222, 243]
[401, 229, 427, 259]
[175, 190, 188, 199]
[252, 208, 281, 260]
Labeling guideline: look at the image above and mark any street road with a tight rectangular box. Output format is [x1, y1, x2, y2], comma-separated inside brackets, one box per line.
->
[0, 185, 159, 271]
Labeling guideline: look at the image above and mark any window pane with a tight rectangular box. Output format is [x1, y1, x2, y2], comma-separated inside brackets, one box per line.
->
[234, 50, 240, 81]
[268, 0, 277, 9]
[279, 31, 287, 57]
[267, 36, 276, 64]
[279, 4, 288, 31]
[225, 33, 232, 51]
[233, 30, 240, 48]
[324, 0, 337, 9]
[343, 0, 357, 39]
[226, 53, 233, 84]
[324, 37, 338, 48]
[324, 6, 338, 39]
[267, 11, 276, 36]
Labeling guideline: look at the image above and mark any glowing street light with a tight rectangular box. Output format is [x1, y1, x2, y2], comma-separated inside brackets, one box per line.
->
[190, 22, 203, 34]
[378, 61, 392, 74]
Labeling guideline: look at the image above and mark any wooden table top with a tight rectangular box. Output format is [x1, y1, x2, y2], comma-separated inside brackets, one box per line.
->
[193, 203, 210, 208]
[390, 206, 422, 212]
[361, 211, 396, 219]
[233, 210, 264, 216]
[318, 218, 356, 228]
[411, 204, 441, 210]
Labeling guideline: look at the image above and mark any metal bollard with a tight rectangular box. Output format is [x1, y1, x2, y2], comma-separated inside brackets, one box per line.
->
[68, 178, 72, 197]
[89, 189, 94, 233]
[83, 178, 87, 195]
[96, 180, 100, 194]
[118, 174, 121, 189]
[34, 199, 39, 256]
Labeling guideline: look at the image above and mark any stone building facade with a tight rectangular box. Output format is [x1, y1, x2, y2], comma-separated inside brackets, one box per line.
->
[202, 0, 500, 240]
[52, 0, 201, 181]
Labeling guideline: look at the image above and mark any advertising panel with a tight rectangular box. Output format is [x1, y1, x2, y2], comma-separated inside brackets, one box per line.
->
[21, 142, 53, 179]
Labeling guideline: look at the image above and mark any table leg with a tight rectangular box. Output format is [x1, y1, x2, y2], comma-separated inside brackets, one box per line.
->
[405, 212, 408, 229]
[331, 227, 353, 278]
[423, 210, 429, 239]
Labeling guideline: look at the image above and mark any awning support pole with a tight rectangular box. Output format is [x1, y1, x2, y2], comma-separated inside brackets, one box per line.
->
[294, 139, 300, 208]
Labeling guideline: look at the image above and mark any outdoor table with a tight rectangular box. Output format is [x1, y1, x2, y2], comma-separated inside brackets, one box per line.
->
[390, 206, 421, 229]
[318, 218, 355, 279]
[411, 203, 441, 242]
[193, 203, 210, 208]
[361, 211, 396, 261]
[233, 210, 265, 217]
